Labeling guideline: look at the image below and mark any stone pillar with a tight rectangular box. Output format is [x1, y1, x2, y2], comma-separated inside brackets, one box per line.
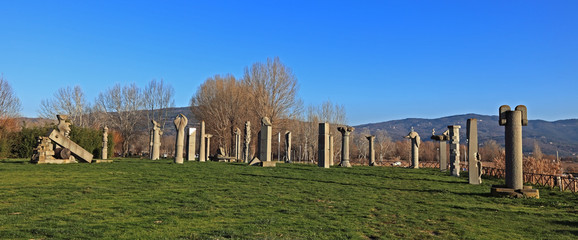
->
[329, 135, 334, 166]
[199, 121, 206, 162]
[205, 134, 213, 161]
[244, 121, 251, 163]
[285, 131, 292, 163]
[431, 129, 449, 171]
[234, 127, 241, 161]
[259, 117, 272, 162]
[151, 120, 162, 160]
[367, 135, 375, 166]
[187, 127, 196, 161]
[338, 126, 354, 167]
[318, 122, 330, 168]
[500, 105, 527, 190]
[102, 126, 108, 160]
[467, 118, 482, 184]
[174, 114, 188, 164]
[405, 128, 420, 169]
[448, 125, 461, 177]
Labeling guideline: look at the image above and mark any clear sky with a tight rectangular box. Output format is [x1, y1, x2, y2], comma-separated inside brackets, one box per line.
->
[1, 0, 577, 125]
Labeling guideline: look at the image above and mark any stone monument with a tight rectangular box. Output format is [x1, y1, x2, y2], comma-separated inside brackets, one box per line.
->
[285, 131, 292, 163]
[367, 135, 376, 166]
[151, 120, 162, 160]
[448, 125, 461, 177]
[199, 121, 206, 162]
[337, 126, 354, 167]
[205, 134, 213, 161]
[491, 105, 539, 198]
[187, 127, 196, 161]
[318, 122, 330, 168]
[259, 117, 275, 167]
[244, 121, 251, 163]
[431, 129, 449, 171]
[404, 128, 420, 169]
[31, 115, 93, 164]
[173, 114, 188, 164]
[467, 118, 482, 184]
[234, 127, 241, 161]
[329, 135, 334, 166]
[102, 126, 108, 160]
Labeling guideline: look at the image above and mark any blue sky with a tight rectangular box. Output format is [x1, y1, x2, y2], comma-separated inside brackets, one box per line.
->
[1, 0, 577, 125]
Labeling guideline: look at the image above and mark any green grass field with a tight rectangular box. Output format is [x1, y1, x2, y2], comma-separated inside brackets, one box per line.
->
[0, 159, 576, 239]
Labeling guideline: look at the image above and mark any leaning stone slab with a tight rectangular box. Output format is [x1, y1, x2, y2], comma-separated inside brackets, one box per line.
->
[48, 129, 93, 163]
[249, 157, 262, 166]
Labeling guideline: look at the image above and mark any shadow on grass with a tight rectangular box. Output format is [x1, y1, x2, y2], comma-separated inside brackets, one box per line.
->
[0, 159, 30, 164]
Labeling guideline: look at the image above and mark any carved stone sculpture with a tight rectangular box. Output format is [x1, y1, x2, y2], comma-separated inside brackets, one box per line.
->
[102, 126, 108, 160]
[367, 135, 376, 166]
[205, 134, 213, 160]
[258, 117, 275, 167]
[431, 129, 449, 171]
[174, 114, 188, 164]
[500, 105, 525, 190]
[31, 115, 93, 164]
[187, 127, 196, 161]
[318, 122, 330, 168]
[244, 121, 251, 163]
[199, 121, 206, 162]
[337, 126, 354, 167]
[448, 125, 461, 177]
[404, 128, 420, 169]
[57, 114, 71, 138]
[151, 120, 162, 160]
[467, 118, 482, 184]
[234, 127, 241, 161]
[285, 131, 292, 163]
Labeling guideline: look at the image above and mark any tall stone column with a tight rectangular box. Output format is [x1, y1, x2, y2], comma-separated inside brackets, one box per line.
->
[448, 125, 461, 177]
[329, 135, 334, 166]
[467, 118, 482, 184]
[234, 127, 241, 161]
[187, 127, 196, 161]
[405, 128, 420, 169]
[173, 114, 188, 164]
[318, 122, 330, 168]
[285, 131, 292, 163]
[199, 121, 206, 162]
[151, 120, 162, 160]
[205, 134, 213, 161]
[338, 126, 354, 167]
[244, 121, 251, 163]
[367, 135, 376, 166]
[102, 126, 108, 160]
[431, 129, 449, 171]
[259, 117, 275, 167]
[500, 105, 527, 190]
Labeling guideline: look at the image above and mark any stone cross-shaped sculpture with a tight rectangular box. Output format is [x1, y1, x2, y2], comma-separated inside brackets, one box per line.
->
[337, 126, 354, 167]
[102, 126, 108, 160]
[431, 129, 449, 171]
[499, 105, 527, 190]
[174, 114, 188, 164]
[404, 128, 420, 169]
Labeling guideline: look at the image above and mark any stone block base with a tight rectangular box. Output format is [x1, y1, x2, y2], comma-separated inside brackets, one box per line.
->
[93, 159, 113, 163]
[491, 185, 539, 199]
[33, 158, 77, 164]
[261, 161, 276, 167]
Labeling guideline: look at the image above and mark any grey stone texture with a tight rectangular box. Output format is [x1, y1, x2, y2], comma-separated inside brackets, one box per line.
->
[234, 127, 241, 161]
[500, 105, 527, 190]
[405, 128, 420, 169]
[448, 125, 461, 177]
[102, 126, 108, 160]
[467, 118, 482, 184]
[151, 120, 162, 160]
[337, 126, 354, 167]
[431, 129, 449, 171]
[187, 127, 196, 161]
[318, 122, 330, 168]
[329, 135, 334, 166]
[259, 117, 272, 163]
[199, 121, 206, 162]
[367, 135, 376, 166]
[285, 131, 292, 163]
[244, 121, 251, 163]
[173, 114, 188, 164]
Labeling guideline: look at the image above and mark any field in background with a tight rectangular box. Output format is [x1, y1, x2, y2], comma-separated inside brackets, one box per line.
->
[0, 159, 576, 239]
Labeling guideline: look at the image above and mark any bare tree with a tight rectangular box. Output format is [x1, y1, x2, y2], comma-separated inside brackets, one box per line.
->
[0, 75, 21, 119]
[144, 78, 175, 131]
[375, 129, 394, 162]
[479, 139, 502, 162]
[95, 83, 144, 156]
[38, 85, 87, 126]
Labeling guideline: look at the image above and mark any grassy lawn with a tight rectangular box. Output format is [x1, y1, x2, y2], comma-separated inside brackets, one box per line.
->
[0, 159, 576, 239]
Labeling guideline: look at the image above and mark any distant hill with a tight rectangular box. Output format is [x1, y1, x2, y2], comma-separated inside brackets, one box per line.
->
[355, 114, 578, 157]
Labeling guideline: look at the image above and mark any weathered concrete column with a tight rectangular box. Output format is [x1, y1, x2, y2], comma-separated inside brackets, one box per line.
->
[329, 135, 334, 166]
[102, 126, 108, 160]
[205, 134, 213, 161]
[173, 114, 188, 164]
[500, 105, 527, 190]
[448, 125, 461, 177]
[405, 128, 420, 169]
[187, 127, 196, 161]
[338, 126, 354, 167]
[199, 121, 206, 162]
[285, 131, 292, 163]
[467, 118, 482, 184]
[244, 121, 251, 163]
[234, 127, 241, 161]
[151, 120, 162, 160]
[259, 117, 272, 162]
[318, 122, 330, 168]
[367, 135, 376, 166]
[431, 129, 449, 171]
